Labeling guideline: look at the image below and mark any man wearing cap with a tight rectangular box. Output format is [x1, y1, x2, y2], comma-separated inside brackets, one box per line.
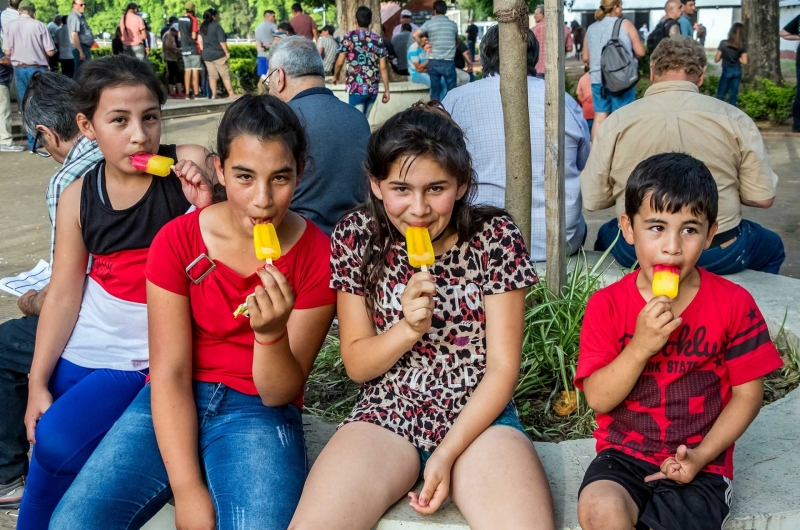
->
[2, 0, 54, 150]
[179, 1, 203, 99]
[67, 0, 93, 72]
[392, 9, 418, 37]
[119, 3, 148, 59]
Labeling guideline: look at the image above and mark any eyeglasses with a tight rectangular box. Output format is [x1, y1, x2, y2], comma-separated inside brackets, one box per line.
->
[263, 68, 279, 92]
[32, 131, 52, 158]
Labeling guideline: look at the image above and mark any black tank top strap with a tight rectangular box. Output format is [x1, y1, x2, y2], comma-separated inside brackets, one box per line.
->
[80, 144, 191, 255]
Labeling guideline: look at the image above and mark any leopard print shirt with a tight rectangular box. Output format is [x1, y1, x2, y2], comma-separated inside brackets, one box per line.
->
[330, 211, 538, 451]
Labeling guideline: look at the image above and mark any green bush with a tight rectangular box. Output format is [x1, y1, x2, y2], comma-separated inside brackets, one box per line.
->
[698, 74, 719, 97]
[228, 45, 257, 60]
[230, 58, 258, 94]
[737, 78, 796, 125]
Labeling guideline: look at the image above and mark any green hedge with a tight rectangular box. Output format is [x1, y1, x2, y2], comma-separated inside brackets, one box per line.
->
[91, 45, 259, 95]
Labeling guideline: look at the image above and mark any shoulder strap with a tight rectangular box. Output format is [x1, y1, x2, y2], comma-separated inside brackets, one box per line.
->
[611, 18, 623, 40]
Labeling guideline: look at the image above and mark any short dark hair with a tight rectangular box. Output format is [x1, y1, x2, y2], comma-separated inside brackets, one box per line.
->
[168, 15, 178, 23]
[433, 0, 447, 15]
[625, 153, 718, 226]
[73, 55, 167, 121]
[9, 0, 21, 8]
[321, 24, 335, 34]
[480, 25, 539, 77]
[356, 6, 372, 27]
[264, 9, 275, 16]
[22, 72, 80, 143]
[291, 3, 302, 12]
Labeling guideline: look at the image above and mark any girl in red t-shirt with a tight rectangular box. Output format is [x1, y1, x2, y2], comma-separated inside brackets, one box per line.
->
[50, 96, 336, 530]
[290, 103, 555, 529]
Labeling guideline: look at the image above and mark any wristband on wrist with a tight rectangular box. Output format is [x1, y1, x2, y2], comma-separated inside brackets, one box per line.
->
[254, 330, 287, 346]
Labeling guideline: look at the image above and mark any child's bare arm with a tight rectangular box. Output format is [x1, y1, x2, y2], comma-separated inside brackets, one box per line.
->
[583, 296, 683, 413]
[646, 378, 763, 484]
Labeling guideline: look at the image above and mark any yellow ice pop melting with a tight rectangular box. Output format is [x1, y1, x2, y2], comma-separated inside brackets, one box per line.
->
[254, 223, 281, 264]
[405, 227, 435, 271]
[130, 153, 174, 177]
[652, 264, 680, 299]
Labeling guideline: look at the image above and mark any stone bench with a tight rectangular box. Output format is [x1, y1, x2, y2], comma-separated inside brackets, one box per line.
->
[326, 81, 430, 127]
[144, 259, 800, 529]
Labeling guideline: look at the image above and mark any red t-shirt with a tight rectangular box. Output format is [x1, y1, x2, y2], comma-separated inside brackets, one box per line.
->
[145, 209, 336, 408]
[575, 268, 783, 478]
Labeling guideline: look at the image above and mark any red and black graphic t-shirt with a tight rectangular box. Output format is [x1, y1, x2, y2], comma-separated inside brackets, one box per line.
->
[575, 268, 783, 479]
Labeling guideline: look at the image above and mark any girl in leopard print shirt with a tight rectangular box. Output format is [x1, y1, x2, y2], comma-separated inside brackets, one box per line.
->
[289, 103, 556, 529]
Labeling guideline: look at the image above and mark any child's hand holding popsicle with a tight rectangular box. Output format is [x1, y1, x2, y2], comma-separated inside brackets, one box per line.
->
[630, 265, 684, 358]
[234, 223, 283, 318]
[173, 159, 214, 209]
[402, 227, 436, 336]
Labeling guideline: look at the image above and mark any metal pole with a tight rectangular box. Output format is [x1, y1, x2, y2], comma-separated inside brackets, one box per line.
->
[544, 0, 566, 295]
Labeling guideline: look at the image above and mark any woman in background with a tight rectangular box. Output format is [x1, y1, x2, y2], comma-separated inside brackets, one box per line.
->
[715, 22, 747, 107]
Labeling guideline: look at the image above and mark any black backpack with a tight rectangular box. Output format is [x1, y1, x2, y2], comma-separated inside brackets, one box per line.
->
[600, 18, 639, 96]
[647, 18, 677, 52]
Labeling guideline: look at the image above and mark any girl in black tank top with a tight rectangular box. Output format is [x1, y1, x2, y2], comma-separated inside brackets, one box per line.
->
[19, 55, 216, 529]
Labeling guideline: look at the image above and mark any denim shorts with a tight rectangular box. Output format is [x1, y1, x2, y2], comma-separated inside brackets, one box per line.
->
[591, 83, 636, 114]
[417, 402, 527, 478]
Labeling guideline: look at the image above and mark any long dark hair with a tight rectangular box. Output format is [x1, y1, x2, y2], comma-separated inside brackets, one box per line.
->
[212, 95, 308, 202]
[73, 55, 167, 121]
[727, 22, 744, 51]
[359, 102, 506, 314]
[200, 8, 218, 35]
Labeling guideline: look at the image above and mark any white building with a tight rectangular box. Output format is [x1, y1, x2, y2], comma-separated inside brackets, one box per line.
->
[566, 0, 742, 48]
[780, 0, 800, 60]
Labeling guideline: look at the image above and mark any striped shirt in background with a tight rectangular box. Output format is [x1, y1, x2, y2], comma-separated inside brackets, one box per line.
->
[46, 136, 104, 265]
[419, 15, 457, 60]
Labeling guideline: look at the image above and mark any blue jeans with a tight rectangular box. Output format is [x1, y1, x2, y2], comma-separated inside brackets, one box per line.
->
[71, 43, 92, 78]
[467, 39, 476, 62]
[349, 92, 378, 116]
[51, 382, 308, 530]
[16, 358, 146, 530]
[591, 83, 636, 114]
[595, 218, 786, 275]
[427, 59, 457, 101]
[717, 64, 742, 107]
[0, 316, 37, 484]
[13, 66, 46, 149]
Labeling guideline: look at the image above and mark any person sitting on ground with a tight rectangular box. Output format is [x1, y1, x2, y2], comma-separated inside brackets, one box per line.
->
[453, 35, 472, 85]
[443, 24, 590, 261]
[288, 103, 555, 530]
[317, 24, 338, 76]
[0, 71, 103, 512]
[333, 6, 389, 116]
[407, 33, 429, 86]
[51, 95, 336, 530]
[266, 36, 370, 235]
[576, 152, 783, 530]
[582, 36, 784, 275]
[16, 55, 213, 529]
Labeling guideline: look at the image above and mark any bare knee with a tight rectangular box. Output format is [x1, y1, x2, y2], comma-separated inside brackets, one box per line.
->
[578, 487, 636, 530]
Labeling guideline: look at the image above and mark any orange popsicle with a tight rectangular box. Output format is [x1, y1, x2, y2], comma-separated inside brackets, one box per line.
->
[130, 153, 174, 177]
[652, 264, 680, 299]
[254, 223, 281, 264]
[405, 227, 435, 271]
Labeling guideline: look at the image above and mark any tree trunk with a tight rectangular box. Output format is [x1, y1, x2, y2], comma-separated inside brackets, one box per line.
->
[494, 0, 533, 253]
[741, 0, 782, 83]
[337, 0, 382, 34]
[543, 0, 566, 294]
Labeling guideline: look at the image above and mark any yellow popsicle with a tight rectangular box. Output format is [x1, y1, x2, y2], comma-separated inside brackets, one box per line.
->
[254, 223, 281, 263]
[652, 264, 680, 299]
[130, 153, 174, 177]
[405, 227, 435, 271]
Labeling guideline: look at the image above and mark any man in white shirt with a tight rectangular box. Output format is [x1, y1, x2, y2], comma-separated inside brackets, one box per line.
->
[392, 9, 418, 37]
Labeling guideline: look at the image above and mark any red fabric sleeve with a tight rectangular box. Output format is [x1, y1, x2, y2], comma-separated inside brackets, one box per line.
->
[293, 223, 336, 310]
[192, 15, 198, 33]
[575, 290, 622, 390]
[724, 287, 784, 386]
[145, 215, 192, 296]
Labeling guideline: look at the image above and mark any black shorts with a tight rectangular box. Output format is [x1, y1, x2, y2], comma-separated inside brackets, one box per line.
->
[579, 450, 732, 530]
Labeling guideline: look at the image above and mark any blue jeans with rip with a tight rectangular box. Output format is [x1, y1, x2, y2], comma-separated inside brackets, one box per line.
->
[0, 316, 37, 484]
[13, 66, 46, 149]
[51, 382, 308, 530]
[595, 218, 785, 275]
[16, 358, 147, 530]
[427, 59, 457, 101]
[717, 64, 742, 107]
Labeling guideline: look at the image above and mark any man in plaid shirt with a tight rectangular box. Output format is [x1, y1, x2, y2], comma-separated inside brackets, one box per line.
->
[0, 71, 101, 509]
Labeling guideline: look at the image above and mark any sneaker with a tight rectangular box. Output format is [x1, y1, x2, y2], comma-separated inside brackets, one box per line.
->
[188, 93, 195, 100]
[0, 476, 24, 510]
[0, 144, 24, 153]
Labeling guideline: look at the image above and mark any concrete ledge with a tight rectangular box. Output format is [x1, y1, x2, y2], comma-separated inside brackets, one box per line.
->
[144, 259, 800, 530]
[327, 81, 429, 127]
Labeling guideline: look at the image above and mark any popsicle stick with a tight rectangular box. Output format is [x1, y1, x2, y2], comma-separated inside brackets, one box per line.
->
[266, 258, 273, 266]
[421, 265, 428, 272]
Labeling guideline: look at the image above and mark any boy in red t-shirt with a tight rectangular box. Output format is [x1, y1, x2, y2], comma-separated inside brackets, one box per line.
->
[575, 153, 784, 530]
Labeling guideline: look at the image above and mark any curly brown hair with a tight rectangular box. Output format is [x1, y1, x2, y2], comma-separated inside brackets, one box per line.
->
[650, 36, 707, 80]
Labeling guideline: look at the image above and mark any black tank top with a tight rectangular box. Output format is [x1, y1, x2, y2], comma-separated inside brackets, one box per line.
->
[80, 144, 191, 255]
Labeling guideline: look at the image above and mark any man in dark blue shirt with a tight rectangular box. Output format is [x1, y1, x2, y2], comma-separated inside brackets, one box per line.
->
[265, 36, 370, 235]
